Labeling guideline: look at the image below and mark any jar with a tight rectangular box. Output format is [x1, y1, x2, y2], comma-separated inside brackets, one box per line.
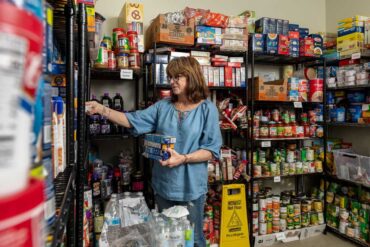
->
[118, 33, 130, 54]
[309, 125, 317, 137]
[316, 125, 324, 138]
[129, 48, 140, 68]
[301, 113, 308, 123]
[269, 121, 277, 138]
[100, 117, 111, 134]
[272, 109, 280, 122]
[282, 111, 290, 124]
[90, 115, 101, 135]
[113, 28, 125, 51]
[102, 36, 112, 51]
[296, 125, 304, 137]
[253, 115, 260, 127]
[290, 121, 297, 137]
[131, 171, 144, 192]
[108, 51, 116, 69]
[277, 122, 284, 138]
[284, 123, 293, 137]
[95, 44, 108, 68]
[117, 53, 129, 68]
[259, 121, 269, 138]
[127, 31, 138, 49]
[253, 127, 260, 139]
[303, 122, 310, 137]
[289, 111, 296, 122]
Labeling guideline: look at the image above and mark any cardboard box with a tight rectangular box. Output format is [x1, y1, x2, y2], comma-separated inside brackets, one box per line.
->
[338, 15, 369, 25]
[219, 67, 225, 86]
[208, 66, 214, 86]
[300, 37, 315, 57]
[289, 24, 300, 32]
[266, 33, 278, 54]
[145, 15, 195, 48]
[299, 28, 309, 38]
[86, 5, 95, 32]
[253, 77, 288, 101]
[118, 2, 144, 24]
[337, 32, 364, 42]
[196, 26, 222, 45]
[282, 20, 289, 35]
[255, 17, 270, 34]
[224, 66, 233, 87]
[309, 34, 323, 55]
[278, 35, 289, 55]
[223, 27, 248, 40]
[213, 67, 220, 86]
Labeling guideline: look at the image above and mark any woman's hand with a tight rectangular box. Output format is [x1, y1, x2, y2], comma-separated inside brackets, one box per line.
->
[159, 148, 186, 168]
[86, 101, 103, 115]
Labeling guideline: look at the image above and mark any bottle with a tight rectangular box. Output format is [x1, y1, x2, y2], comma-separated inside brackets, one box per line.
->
[122, 191, 131, 199]
[183, 220, 194, 247]
[91, 94, 100, 103]
[94, 202, 104, 236]
[101, 93, 112, 108]
[104, 194, 121, 227]
[169, 221, 184, 247]
[225, 103, 233, 118]
[156, 221, 169, 247]
[92, 172, 101, 200]
[112, 167, 121, 194]
[100, 116, 111, 134]
[113, 93, 124, 111]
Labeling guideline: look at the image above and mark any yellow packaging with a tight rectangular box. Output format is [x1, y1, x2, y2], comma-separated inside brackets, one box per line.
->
[337, 21, 364, 29]
[337, 32, 364, 42]
[86, 6, 95, 32]
[339, 48, 361, 58]
[338, 15, 369, 25]
[118, 2, 144, 24]
[337, 40, 364, 51]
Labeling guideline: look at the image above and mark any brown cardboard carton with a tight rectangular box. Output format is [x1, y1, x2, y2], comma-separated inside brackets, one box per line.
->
[118, 2, 144, 25]
[253, 77, 287, 101]
[145, 15, 195, 49]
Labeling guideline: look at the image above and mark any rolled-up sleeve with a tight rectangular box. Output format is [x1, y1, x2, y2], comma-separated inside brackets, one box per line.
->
[125, 102, 160, 136]
[199, 104, 222, 159]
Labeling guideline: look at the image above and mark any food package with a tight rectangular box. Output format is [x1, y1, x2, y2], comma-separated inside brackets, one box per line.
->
[228, 15, 248, 28]
[184, 7, 209, 25]
[200, 12, 229, 28]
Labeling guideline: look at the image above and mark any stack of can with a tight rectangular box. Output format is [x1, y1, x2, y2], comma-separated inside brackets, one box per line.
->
[254, 189, 325, 236]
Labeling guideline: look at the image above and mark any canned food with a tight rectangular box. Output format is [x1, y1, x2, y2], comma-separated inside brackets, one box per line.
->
[267, 221, 273, 234]
[301, 212, 309, 227]
[272, 220, 280, 233]
[315, 160, 323, 173]
[253, 182, 260, 195]
[253, 151, 258, 164]
[282, 162, 289, 175]
[272, 210, 280, 218]
[280, 219, 287, 231]
[253, 199, 259, 211]
[339, 220, 348, 234]
[301, 149, 307, 162]
[308, 162, 316, 173]
[289, 162, 296, 175]
[287, 150, 295, 163]
[282, 194, 291, 204]
[253, 127, 260, 138]
[293, 202, 301, 215]
[302, 162, 309, 174]
[346, 226, 355, 238]
[254, 165, 262, 177]
[313, 200, 323, 212]
[270, 163, 278, 176]
[339, 195, 348, 209]
[259, 223, 267, 235]
[272, 196, 280, 209]
[259, 196, 267, 211]
[259, 211, 266, 223]
[287, 204, 294, 217]
[294, 215, 301, 229]
[262, 164, 270, 177]
[318, 212, 324, 225]
[301, 201, 309, 213]
[266, 210, 273, 222]
[296, 162, 303, 174]
[310, 212, 318, 225]
[287, 218, 294, 230]
[266, 197, 273, 210]
[306, 149, 314, 161]
[259, 150, 266, 163]
[280, 206, 288, 219]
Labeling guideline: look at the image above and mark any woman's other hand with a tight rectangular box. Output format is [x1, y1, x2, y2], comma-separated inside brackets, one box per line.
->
[85, 101, 102, 115]
[159, 148, 186, 168]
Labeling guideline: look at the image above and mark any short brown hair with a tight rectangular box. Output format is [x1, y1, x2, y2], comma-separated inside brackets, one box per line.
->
[166, 56, 209, 103]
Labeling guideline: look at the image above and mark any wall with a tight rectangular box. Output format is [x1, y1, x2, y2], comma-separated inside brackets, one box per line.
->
[96, 0, 327, 36]
[326, 0, 370, 33]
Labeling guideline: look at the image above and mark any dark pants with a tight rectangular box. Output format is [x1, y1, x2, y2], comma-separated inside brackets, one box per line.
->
[155, 194, 206, 247]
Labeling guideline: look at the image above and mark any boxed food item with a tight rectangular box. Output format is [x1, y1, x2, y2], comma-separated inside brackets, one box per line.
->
[253, 77, 288, 101]
[228, 15, 248, 28]
[278, 34, 289, 55]
[269, 18, 277, 33]
[221, 39, 248, 52]
[250, 33, 265, 53]
[338, 15, 369, 25]
[265, 33, 278, 54]
[196, 26, 222, 45]
[348, 104, 362, 122]
[289, 31, 299, 57]
[145, 15, 195, 48]
[255, 17, 270, 34]
[289, 24, 300, 32]
[299, 28, 309, 38]
[300, 37, 314, 57]
[223, 27, 248, 40]
[118, 2, 144, 24]
[309, 34, 324, 56]
[283, 20, 289, 35]
[224, 66, 233, 87]
[239, 10, 256, 33]
[200, 12, 229, 28]
[338, 26, 365, 37]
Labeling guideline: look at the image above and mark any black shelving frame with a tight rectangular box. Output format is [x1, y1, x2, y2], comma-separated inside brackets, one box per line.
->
[248, 51, 327, 245]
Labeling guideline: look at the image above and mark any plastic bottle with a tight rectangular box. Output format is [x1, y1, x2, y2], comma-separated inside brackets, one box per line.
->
[169, 221, 184, 247]
[91, 94, 100, 103]
[122, 191, 131, 199]
[104, 194, 121, 227]
[183, 220, 194, 247]
[101, 92, 112, 108]
[113, 93, 124, 111]
[156, 221, 169, 247]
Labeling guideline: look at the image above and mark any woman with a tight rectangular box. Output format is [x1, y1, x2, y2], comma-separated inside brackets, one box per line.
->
[86, 56, 222, 246]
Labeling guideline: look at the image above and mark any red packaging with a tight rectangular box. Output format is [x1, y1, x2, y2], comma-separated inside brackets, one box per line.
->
[300, 37, 314, 57]
[288, 31, 299, 40]
[201, 12, 229, 28]
[108, 51, 116, 69]
[159, 90, 171, 99]
[127, 31, 138, 50]
[224, 66, 233, 87]
[227, 62, 242, 68]
[278, 35, 290, 55]
[309, 79, 324, 102]
[212, 61, 228, 67]
[0, 179, 44, 247]
[339, 58, 361, 67]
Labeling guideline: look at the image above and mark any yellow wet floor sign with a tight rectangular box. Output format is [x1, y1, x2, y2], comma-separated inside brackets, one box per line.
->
[220, 184, 250, 247]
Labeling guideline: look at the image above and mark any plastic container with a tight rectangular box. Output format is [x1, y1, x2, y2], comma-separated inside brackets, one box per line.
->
[129, 48, 140, 68]
[356, 72, 368, 80]
[101, 93, 112, 108]
[118, 34, 130, 54]
[112, 27, 125, 51]
[0, 3, 43, 197]
[117, 53, 129, 69]
[127, 31, 138, 50]
[356, 79, 369, 85]
[333, 149, 368, 184]
[309, 79, 323, 102]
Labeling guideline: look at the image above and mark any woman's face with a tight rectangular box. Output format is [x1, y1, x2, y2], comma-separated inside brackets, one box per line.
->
[170, 74, 187, 96]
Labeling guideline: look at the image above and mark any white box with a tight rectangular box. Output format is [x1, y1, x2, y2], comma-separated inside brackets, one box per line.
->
[254, 234, 276, 247]
[219, 67, 225, 87]
[241, 67, 246, 87]
[202, 66, 209, 85]
[236, 68, 241, 87]
[208, 66, 214, 86]
[213, 67, 220, 86]
[232, 68, 236, 87]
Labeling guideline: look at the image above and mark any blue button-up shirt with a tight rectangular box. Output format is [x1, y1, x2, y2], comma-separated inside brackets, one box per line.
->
[125, 99, 222, 201]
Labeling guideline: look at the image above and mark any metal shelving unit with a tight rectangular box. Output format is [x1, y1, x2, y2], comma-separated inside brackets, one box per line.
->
[326, 226, 370, 247]
[327, 122, 370, 128]
[248, 51, 327, 245]
[253, 172, 323, 181]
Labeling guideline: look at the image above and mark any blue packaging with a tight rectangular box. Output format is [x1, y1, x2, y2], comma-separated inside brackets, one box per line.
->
[338, 26, 365, 37]
[289, 24, 300, 32]
[347, 91, 366, 103]
[269, 18, 277, 33]
[265, 33, 278, 54]
[43, 153, 53, 188]
[255, 17, 270, 34]
[289, 39, 299, 57]
[282, 20, 289, 35]
[276, 19, 283, 34]
[331, 107, 346, 122]
[250, 33, 265, 53]
[299, 28, 309, 38]
[348, 105, 362, 123]
[42, 81, 52, 150]
[43, 2, 53, 74]
[327, 92, 335, 105]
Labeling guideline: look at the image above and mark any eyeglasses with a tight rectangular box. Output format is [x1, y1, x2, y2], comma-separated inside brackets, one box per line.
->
[168, 74, 184, 82]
